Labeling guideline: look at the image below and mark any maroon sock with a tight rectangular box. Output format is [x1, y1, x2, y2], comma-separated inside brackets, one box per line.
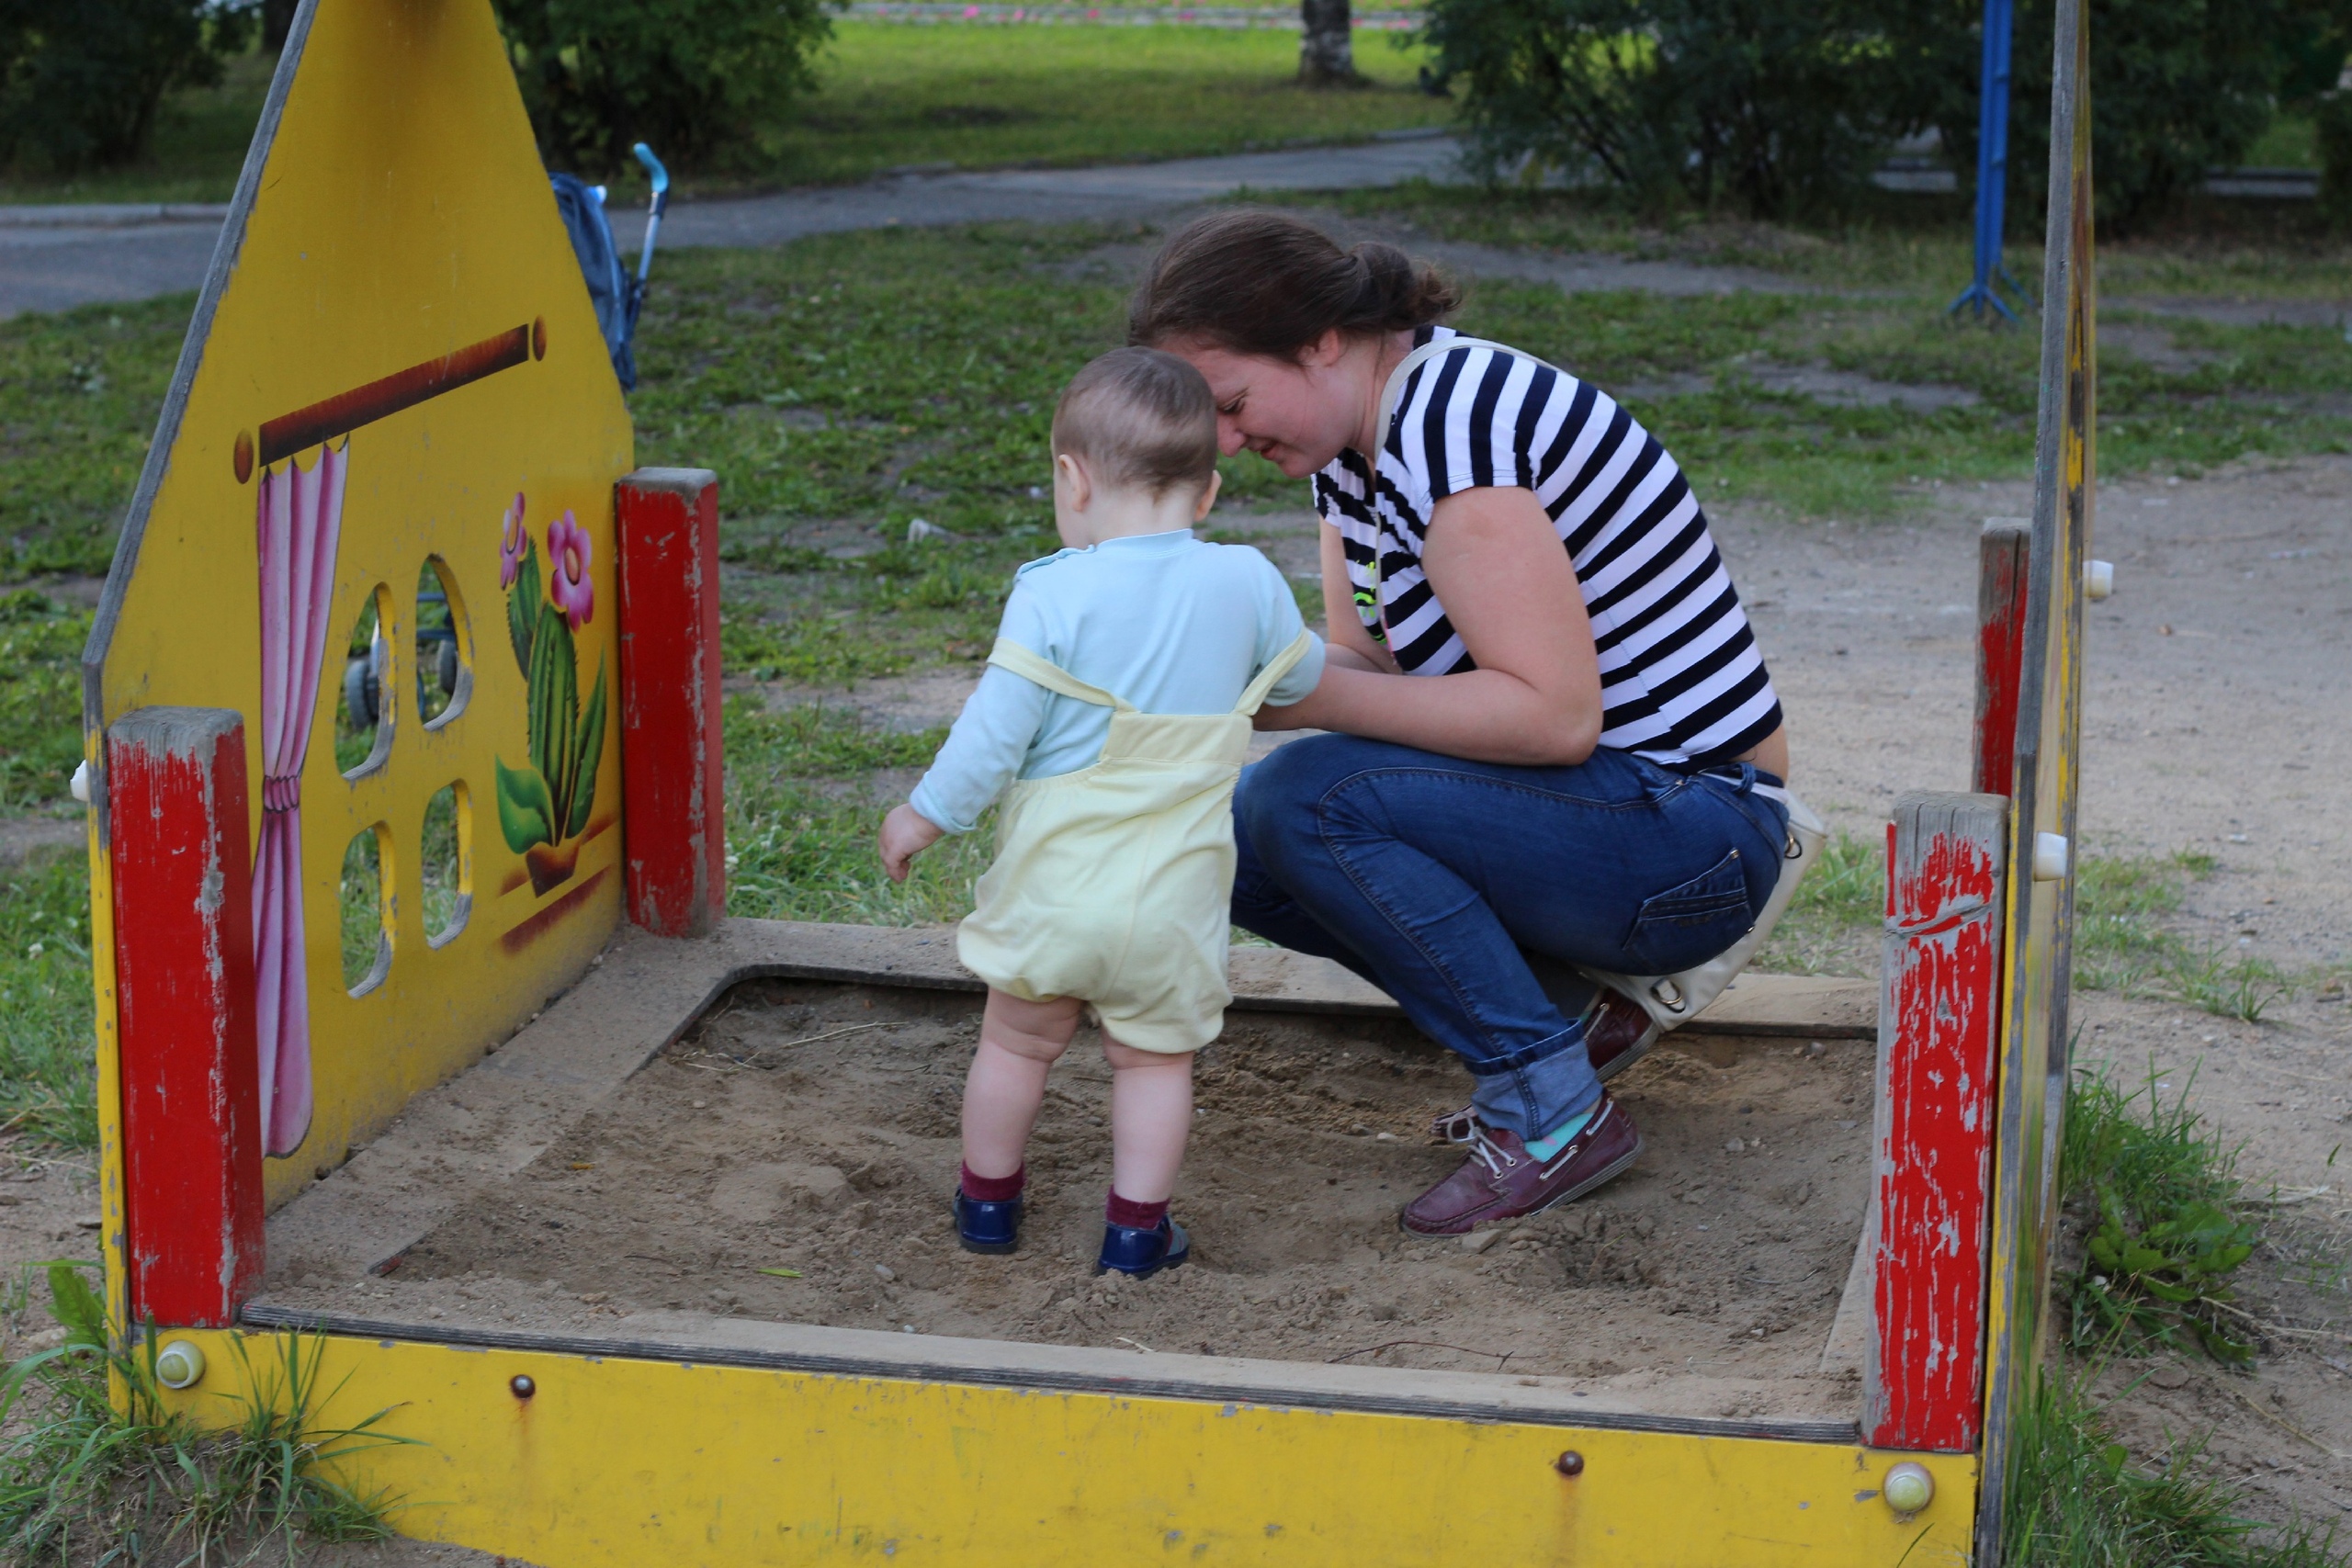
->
[960, 1164, 1023, 1202]
[1105, 1190, 1169, 1229]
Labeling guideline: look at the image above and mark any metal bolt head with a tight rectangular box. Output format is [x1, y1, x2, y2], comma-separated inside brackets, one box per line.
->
[1554, 1450, 1585, 1477]
[154, 1339, 205, 1391]
[510, 1373, 536, 1400]
[1883, 1461, 1934, 1515]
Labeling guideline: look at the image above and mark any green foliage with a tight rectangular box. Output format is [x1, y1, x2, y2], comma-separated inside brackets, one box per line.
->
[1752, 829, 1882, 976]
[492, 0, 833, 174]
[0, 592, 84, 813]
[0, 0, 246, 174]
[1420, 0, 1907, 219]
[1882, 0, 2327, 231]
[0, 853, 95, 1148]
[2003, 1362, 2346, 1567]
[0, 1265, 411, 1558]
[2061, 1064, 2260, 1363]
[2316, 91, 2352, 229]
[722, 697, 994, 927]
[2075, 852, 2289, 1022]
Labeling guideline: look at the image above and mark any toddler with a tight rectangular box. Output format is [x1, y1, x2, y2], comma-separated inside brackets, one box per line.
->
[879, 347, 1323, 1277]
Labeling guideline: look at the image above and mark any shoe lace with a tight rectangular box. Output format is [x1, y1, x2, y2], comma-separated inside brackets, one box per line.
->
[1429, 1106, 1476, 1145]
[1468, 1122, 1520, 1179]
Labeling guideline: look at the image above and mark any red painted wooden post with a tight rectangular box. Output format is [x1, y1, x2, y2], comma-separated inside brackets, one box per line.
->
[1973, 518, 2031, 796]
[106, 706, 265, 1327]
[616, 467, 727, 937]
[1865, 790, 2007, 1452]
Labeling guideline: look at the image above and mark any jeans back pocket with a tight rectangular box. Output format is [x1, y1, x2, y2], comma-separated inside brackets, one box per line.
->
[1624, 849, 1758, 975]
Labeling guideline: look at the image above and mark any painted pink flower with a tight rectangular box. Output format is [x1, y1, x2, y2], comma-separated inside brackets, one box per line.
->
[547, 511, 593, 630]
[499, 492, 527, 589]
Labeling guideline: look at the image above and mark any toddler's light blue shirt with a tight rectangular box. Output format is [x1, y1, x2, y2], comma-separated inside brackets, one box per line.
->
[909, 530, 1326, 834]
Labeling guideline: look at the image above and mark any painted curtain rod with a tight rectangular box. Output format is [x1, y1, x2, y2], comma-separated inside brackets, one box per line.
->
[233, 317, 546, 480]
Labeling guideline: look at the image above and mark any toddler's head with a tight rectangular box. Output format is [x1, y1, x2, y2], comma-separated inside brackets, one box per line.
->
[1050, 348, 1221, 547]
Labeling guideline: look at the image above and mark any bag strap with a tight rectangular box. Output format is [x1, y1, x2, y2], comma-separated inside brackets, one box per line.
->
[1232, 629, 1317, 717]
[986, 638, 1134, 712]
[1374, 333, 1535, 455]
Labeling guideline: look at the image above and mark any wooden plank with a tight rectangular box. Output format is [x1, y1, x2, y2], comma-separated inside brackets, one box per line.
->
[1973, 518, 2031, 796]
[106, 706, 265, 1327]
[1980, 0, 2097, 1551]
[616, 468, 726, 938]
[1866, 792, 2007, 1452]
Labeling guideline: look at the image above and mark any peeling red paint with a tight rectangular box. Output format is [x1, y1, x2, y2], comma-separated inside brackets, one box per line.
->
[1867, 800, 2005, 1454]
[616, 470, 726, 938]
[107, 706, 265, 1328]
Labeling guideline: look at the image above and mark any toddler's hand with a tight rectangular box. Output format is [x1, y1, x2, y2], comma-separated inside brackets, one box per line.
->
[879, 804, 945, 883]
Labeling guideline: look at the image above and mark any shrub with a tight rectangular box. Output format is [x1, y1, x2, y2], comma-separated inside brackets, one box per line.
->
[2318, 89, 2352, 226]
[1418, 0, 1912, 220]
[1879, 0, 2328, 232]
[492, 0, 833, 175]
[0, 0, 244, 172]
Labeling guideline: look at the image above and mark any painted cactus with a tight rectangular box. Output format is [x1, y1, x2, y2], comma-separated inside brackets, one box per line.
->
[494, 498, 608, 893]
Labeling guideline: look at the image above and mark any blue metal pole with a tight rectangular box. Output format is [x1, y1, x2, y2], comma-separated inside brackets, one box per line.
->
[1950, 0, 2028, 320]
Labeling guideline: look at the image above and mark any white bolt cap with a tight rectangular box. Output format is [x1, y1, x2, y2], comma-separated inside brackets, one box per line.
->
[1883, 1461, 1934, 1514]
[2085, 559, 2114, 600]
[69, 760, 90, 804]
[154, 1338, 205, 1390]
[2033, 831, 2070, 883]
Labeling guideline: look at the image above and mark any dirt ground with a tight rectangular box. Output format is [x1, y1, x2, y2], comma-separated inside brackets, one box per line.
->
[369, 980, 1871, 1410]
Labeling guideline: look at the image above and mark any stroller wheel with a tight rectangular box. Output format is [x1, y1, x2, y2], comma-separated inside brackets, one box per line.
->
[343, 656, 377, 728]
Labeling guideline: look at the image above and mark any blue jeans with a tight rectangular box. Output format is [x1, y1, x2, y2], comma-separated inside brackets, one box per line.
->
[1232, 736, 1790, 1138]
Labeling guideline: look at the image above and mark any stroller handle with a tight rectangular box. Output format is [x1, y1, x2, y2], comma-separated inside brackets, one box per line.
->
[631, 143, 669, 287]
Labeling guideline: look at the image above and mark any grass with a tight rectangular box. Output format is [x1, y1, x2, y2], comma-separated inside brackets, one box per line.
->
[1751, 829, 1883, 976]
[2003, 1363, 2344, 1568]
[0, 23, 1447, 208]
[0, 855, 96, 1149]
[0, 1262, 410, 1560]
[2075, 852, 2290, 1023]
[2060, 1061, 2262, 1363]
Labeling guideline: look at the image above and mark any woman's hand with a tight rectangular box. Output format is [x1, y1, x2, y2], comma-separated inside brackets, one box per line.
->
[1273, 488, 1603, 765]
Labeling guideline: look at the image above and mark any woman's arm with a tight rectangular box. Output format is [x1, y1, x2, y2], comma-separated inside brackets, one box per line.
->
[1255, 487, 1604, 765]
[1316, 524, 1399, 675]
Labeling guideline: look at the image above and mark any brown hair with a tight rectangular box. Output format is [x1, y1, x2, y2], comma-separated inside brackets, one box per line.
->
[1051, 347, 1219, 498]
[1126, 209, 1461, 361]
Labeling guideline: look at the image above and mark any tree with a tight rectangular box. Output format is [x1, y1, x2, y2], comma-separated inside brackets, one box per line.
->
[492, 0, 832, 175]
[1419, 0, 1909, 219]
[0, 0, 242, 172]
[1299, 0, 1364, 86]
[1880, 0, 2339, 231]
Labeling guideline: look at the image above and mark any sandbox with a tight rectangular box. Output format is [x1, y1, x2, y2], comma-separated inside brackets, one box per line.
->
[246, 922, 1883, 1435]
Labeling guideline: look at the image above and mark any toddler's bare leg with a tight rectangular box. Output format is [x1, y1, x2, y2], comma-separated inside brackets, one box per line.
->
[1103, 1038, 1194, 1205]
[963, 989, 1083, 1181]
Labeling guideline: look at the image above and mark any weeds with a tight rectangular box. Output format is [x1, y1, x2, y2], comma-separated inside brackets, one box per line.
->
[1752, 829, 1883, 976]
[0, 1262, 410, 1561]
[2060, 1063, 2261, 1363]
[2076, 852, 2289, 1022]
[0, 854, 96, 1148]
[2003, 1362, 2344, 1567]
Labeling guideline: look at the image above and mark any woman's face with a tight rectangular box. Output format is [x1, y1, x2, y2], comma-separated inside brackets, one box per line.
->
[1166, 333, 1362, 479]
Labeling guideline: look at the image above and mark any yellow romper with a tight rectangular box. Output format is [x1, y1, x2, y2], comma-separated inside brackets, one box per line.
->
[956, 630, 1316, 1055]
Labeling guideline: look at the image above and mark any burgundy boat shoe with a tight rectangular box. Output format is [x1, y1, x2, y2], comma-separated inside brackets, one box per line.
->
[1401, 1093, 1643, 1236]
[1426, 988, 1658, 1145]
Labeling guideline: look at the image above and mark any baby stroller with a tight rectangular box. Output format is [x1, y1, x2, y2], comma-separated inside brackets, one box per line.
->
[549, 141, 671, 392]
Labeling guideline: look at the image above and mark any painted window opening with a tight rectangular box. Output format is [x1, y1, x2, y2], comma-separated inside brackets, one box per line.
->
[336, 584, 394, 778]
[416, 557, 470, 728]
[339, 821, 392, 996]
[423, 781, 471, 948]
[497, 491, 609, 897]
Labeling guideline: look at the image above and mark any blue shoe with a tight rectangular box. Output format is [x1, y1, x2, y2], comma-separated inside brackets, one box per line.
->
[1095, 1216, 1189, 1278]
[955, 1188, 1022, 1255]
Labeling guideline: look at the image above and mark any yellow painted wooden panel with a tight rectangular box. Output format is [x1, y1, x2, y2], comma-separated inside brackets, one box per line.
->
[161, 1332, 1977, 1567]
[88, 0, 633, 1222]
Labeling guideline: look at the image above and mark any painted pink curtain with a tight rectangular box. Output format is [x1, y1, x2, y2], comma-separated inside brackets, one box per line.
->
[252, 444, 346, 1158]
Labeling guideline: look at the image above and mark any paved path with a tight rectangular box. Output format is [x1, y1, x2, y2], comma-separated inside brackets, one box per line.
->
[0, 134, 1464, 320]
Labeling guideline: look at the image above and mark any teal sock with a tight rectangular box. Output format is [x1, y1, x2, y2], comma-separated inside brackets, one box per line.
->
[1524, 1101, 1599, 1161]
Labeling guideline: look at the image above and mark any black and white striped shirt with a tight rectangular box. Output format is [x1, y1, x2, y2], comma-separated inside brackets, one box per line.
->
[1312, 325, 1782, 769]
